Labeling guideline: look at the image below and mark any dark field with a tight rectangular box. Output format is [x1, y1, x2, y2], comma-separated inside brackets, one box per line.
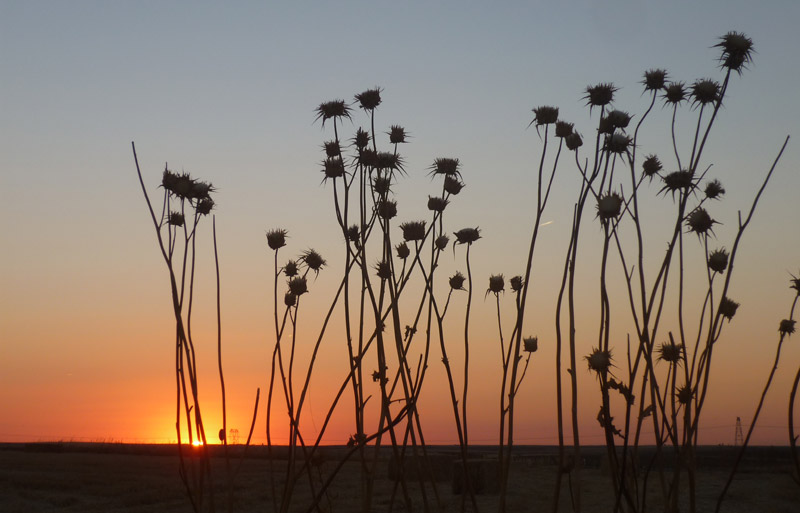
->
[1, 443, 798, 512]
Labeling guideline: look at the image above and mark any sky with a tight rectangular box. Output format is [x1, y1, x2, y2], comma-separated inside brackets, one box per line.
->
[2, 0, 799, 446]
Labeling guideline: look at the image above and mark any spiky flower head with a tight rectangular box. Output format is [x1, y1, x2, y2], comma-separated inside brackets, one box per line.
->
[531, 106, 559, 126]
[598, 116, 615, 135]
[487, 274, 505, 296]
[719, 296, 739, 320]
[288, 276, 308, 296]
[708, 248, 729, 274]
[168, 212, 185, 227]
[284, 292, 297, 307]
[443, 175, 465, 195]
[692, 79, 721, 106]
[715, 31, 754, 73]
[430, 158, 461, 178]
[660, 169, 695, 196]
[190, 181, 214, 201]
[584, 83, 617, 111]
[658, 342, 683, 364]
[555, 121, 574, 138]
[779, 319, 796, 336]
[604, 133, 632, 154]
[606, 110, 632, 130]
[164, 171, 194, 199]
[388, 125, 408, 144]
[353, 128, 370, 149]
[375, 152, 403, 172]
[510, 275, 523, 292]
[266, 229, 288, 250]
[196, 198, 214, 216]
[375, 260, 392, 280]
[377, 200, 397, 219]
[454, 227, 481, 245]
[663, 82, 687, 105]
[642, 69, 668, 91]
[315, 100, 351, 126]
[395, 242, 410, 259]
[523, 336, 539, 353]
[346, 225, 359, 244]
[355, 87, 382, 111]
[686, 208, 716, 236]
[322, 157, 345, 180]
[283, 260, 299, 277]
[400, 221, 426, 242]
[565, 132, 583, 151]
[358, 149, 378, 168]
[372, 176, 392, 196]
[427, 196, 449, 213]
[301, 249, 326, 274]
[642, 155, 662, 179]
[597, 192, 623, 222]
[677, 385, 694, 405]
[586, 347, 612, 373]
[435, 235, 449, 251]
[704, 179, 726, 200]
[323, 141, 341, 158]
[449, 271, 466, 290]
[791, 272, 800, 296]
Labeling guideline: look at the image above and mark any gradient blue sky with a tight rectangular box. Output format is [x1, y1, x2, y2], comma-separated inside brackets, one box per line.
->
[2, 1, 799, 444]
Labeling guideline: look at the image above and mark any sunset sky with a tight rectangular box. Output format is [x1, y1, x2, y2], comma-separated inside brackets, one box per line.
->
[2, 1, 799, 447]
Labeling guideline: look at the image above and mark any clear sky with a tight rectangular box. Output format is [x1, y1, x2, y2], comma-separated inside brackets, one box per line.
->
[2, 0, 799, 446]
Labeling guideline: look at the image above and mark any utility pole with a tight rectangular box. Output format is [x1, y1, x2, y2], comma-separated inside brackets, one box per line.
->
[734, 417, 744, 446]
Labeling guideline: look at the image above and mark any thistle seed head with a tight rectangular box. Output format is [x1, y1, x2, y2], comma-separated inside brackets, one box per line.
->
[284, 292, 297, 307]
[532, 106, 559, 126]
[779, 319, 796, 336]
[523, 336, 539, 353]
[376, 152, 403, 172]
[322, 157, 345, 180]
[565, 132, 583, 151]
[430, 158, 461, 178]
[692, 78, 721, 106]
[323, 141, 341, 158]
[400, 221, 426, 242]
[372, 176, 392, 195]
[427, 196, 449, 212]
[719, 296, 739, 321]
[584, 83, 617, 111]
[708, 248, 729, 274]
[686, 208, 716, 236]
[168, 212, 185, 227]
[677, 385, 694, 405]
[555, 121, 574, 138]
[715, 31, 754, 74]
[353, 128, 370, 149]
[642, 69, 668, 91]
[586, 347, 612, 373]
[604, 133, 632, 154]
[196, 198, 214, 216]
[435, 235, 450, 251]
[283, 260, 299, 277]
[377, 200, 398, 220]
[449, 271, 466, 290]
[388, 125, 407, 144]
[663, 82, 687, 105]
[658, 342, 683, 364]
[597, 192, 624, 222]
[443, 175, 465, 195]
[660, 169, 695, 196]
[487, 274, 505, 296]
[704, 179, 725, 200]
[791, 272, 800, 295]
[454, 227, 481, 245]
[301, 249, 326, 273]
[288, 276, 308, 296]
[510, 275, 523, 292]
[266, 229, 288, 250]
[355, 87, 382, 111]
[606, 109, 632, 130]
[315, 100, 352, 126]
[642, 155, 662, 178]
[346, 225, 360, 244]
[395, 242, 410, 259]
[375, 260, 392, 280]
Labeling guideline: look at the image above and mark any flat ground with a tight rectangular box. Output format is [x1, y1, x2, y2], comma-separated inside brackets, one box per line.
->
[1, 443, 798, 512]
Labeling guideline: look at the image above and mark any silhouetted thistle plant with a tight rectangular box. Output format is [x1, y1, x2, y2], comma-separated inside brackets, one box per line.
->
[133, 30, 794, 513]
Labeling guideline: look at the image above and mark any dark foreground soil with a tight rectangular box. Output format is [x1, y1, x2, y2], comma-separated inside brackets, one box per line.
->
[1, 443, 798, 512]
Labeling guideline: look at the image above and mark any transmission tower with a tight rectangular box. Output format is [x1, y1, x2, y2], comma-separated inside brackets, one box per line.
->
[734, 417, 743, 446]
[229, 428, 240, 445]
